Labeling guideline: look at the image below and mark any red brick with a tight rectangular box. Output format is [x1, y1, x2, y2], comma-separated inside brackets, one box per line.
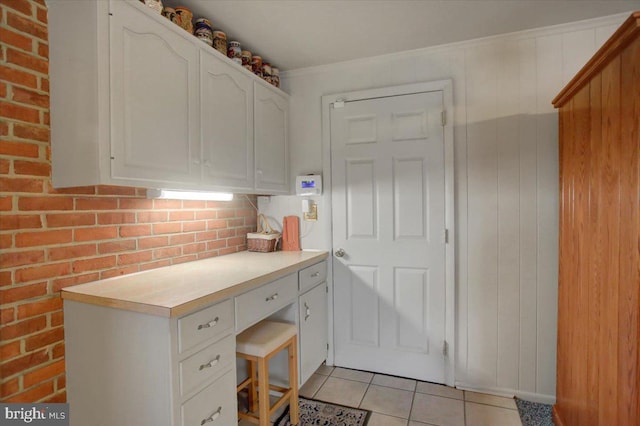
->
[152, 199, 182, 209]
[1, 347, 48, 378]
[18, 196, 72, 211]
[97, 212, 135, 225]
[96, 185, 136, 196]
[206, 201, 227, 209]
[136, 211, 167, 223]
[195, 211, 217, 220]
[139, 259, 170, 271]
[0, 282, 47, 303]
[217, 209, 236, 219]
[172, 255, 197, 265]
[115, 249, 152, 265]
[227, 236, 245, 246]
[0, 234, 12, 250]
[49, 185, 95, 195]
[52, 273, 98, 292]
[153, 222, 181, 234]
[0, 270, 12, 286]
[75, 197, 118, 210]
[118, 198, 153, 209]
[4, 380, 54, 403]
[183, 242, 206, 255]
[38, 42, 48, 59]
[56, 375, 65, 390]
[13, 124, 49, 144]
[119, 224, 151, 237]
[25, 327, 64, 351]
[0, 27, 32, 52]
[0, 0, 33, 15]
[72, 255, 116, 273]
[227, 218, 244, 227]
[47, 244, 96, 261]
[42, 111, 49, 125]
[7, 49, 48, 75]
[207, 240, 227, 250]
[13, 160, 50, 176]
[100, 266, 139, 279]
[0, 196, 13, 211]
[98, 240, 135, 254]
[0, 120, 8, 136]
[51, 342, 64, 359]
[0, 64, 39, 90]
[0, 249, 44, 267]
[169, 211, 194, 221]
[0, 140, 39, 158]
[7, 11, 47, 41]
[0, 176, 43, 193]
[17, 297, 62, 320]
[0, 158, 9, 174]
[217, 228, 236, 238]
[196, 231, 218, 241]
[0, 101, 40, 123]
[169, 233, 194, 245]
[198, 251, 219, 260]
[0, 377, 20, 398]
[219, 247, 239, 256]
[46, 213, 95, 227]
[182, 221, 206, 232]
[15, 229, 72, 247]
[74, 226, 118, 242]
[0, 315, 47, 340]
[0, 340, 20, 361]
[138, 236, 168, 249]
[208, 219, 227, 229]
[43, 391, 66, 403]
[0, 214, 42, 230]
[181, 200, 204, 209]
[36, 6, 47, 24]
[50, 310, 63, 327]
[15, 262, 70, 283]
[153, 246, 181, 259]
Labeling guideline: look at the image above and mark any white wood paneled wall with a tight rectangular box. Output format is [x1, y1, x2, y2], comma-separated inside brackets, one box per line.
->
[259, 14, 627, 403]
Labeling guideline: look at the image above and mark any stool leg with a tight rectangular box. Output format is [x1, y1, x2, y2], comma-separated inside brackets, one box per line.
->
[257, 356, 270, 426]
[247, 359, 258, 413]
[288, 336, 299, 425]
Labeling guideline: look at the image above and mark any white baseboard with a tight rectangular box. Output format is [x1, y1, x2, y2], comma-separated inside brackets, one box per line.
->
[455, 381, 556, 405]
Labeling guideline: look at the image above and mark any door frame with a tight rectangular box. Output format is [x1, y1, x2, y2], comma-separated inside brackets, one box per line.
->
[321, 80, 455, 386]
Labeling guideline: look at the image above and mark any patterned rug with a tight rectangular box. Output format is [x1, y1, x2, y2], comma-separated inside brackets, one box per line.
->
[515, 398, 553, 426]
[274, 397, 371, 426]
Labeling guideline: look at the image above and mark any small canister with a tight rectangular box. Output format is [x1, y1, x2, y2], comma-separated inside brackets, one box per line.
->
[241, 50, 253, 71]
[212, 31, 227, 55]
[194, 18, 213, 46]
[227, 41, 242, 65]
[144, 0, 163, 14]
[251, 55, 263, 77]
[174, 7, 193, 34]
[261, 62, 272, 84]
[161, 7, 180, 25]
[271, 67, 280, 88]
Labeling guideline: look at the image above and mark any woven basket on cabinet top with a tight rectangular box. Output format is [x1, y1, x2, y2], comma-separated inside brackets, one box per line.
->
[247, 214, 281, 252]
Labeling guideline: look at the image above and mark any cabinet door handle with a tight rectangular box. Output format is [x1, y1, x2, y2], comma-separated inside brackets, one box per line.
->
[197, 317, 219, 330]
[304, 302, 311, 321]
[311, 272, 320, 278]
[199, 355, 221, 371]
[265, 293, 278, 302]
[200, 406, 222, 425]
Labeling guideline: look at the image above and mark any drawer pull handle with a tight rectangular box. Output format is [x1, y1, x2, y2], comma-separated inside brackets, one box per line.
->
[304, 302, 311, 321]
[265, 293, 279, 302]
[199, 355, 221, 371]
[201, 406, 222, 425]
[197, 317, 219, 330]
[311, 272, 320, 278]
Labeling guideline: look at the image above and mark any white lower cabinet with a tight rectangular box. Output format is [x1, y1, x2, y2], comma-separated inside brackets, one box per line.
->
[299, 282, 329, 384]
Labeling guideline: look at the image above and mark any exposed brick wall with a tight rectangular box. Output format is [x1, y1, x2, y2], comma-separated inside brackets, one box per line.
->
[0, 0, 257, 403]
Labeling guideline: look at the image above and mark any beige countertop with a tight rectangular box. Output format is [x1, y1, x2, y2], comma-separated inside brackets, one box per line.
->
[61, 250, 329, 318]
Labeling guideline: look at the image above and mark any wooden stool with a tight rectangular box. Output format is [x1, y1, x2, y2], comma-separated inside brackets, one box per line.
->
[236, 320, 299, 426]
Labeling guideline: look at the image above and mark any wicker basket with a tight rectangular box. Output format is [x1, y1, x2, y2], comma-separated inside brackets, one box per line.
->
[247, 214, 281, 252]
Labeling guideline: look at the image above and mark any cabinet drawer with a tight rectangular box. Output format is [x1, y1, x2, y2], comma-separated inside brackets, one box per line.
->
[178, 299, 233, 353]
[179, 334, 235, 397]
[181, 368, 237, 426]
[235, 273, 297, 332]
[299, 261, 327, 293]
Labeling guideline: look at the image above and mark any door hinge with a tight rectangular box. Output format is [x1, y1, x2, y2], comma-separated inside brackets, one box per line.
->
[442, 229, 449, 244]
[441, 110, 446, 126]
[443, 341, 449, 357]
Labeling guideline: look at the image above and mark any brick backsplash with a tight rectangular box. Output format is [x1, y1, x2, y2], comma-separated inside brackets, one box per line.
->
[0, 0, 258, 403]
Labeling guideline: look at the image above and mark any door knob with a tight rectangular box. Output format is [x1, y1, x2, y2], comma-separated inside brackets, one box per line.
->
[335, 248, 345, 258]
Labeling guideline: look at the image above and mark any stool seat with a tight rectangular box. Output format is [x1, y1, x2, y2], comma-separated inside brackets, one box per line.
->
[237, 321, 297, 357]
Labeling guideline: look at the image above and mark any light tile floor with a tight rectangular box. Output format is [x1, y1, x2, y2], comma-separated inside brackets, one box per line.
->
[240, 365, 523, 426]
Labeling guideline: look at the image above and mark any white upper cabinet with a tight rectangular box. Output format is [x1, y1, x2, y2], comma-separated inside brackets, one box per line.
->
[110, 0, 200, 186]
[200, 51, 254, 191]
[48, 0, 289, 194]
[254, 83, 289, 194]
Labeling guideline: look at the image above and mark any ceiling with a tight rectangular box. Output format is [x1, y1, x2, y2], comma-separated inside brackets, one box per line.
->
[163, 0, 638, 71]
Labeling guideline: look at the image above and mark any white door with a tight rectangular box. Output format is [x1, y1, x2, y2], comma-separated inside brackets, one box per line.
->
[331, 90, 447, 382]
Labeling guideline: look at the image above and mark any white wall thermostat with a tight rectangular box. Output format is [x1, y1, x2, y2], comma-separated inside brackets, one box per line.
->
[295, 175, 322, 196]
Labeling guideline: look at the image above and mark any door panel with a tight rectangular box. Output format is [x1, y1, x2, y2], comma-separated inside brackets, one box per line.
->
[331, 90, 446, 382]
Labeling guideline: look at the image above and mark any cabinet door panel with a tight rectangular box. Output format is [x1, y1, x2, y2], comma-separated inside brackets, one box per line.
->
[201, 53, 254, 189]
[110, 1, 199, 185]
[299, 283, 328, 384]
[254, 83, 289, 194]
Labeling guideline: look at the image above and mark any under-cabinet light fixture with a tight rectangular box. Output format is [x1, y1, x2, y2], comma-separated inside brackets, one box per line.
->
[147, 189, 234, 201]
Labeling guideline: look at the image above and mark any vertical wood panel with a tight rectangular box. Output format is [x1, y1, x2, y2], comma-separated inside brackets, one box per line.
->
[618, 36, 640, 426]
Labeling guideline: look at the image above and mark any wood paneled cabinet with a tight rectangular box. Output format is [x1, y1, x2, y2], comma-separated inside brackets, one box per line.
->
[552, 11, 640, 426]
[48, 0, 289, 195]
